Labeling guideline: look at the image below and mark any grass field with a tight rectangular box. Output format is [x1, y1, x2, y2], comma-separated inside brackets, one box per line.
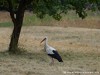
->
[0, 11, 100, 75]
[0, 26, 100, 75]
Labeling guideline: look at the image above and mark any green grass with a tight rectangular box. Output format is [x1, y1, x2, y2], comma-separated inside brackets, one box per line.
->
[23, 11, 80, 26]
[0, 22, 13, 27]
[23, 14, 54, 26]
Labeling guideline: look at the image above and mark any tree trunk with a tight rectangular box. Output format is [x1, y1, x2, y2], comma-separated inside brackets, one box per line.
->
[9, 22, 22, 53]
[9, 11, 24, 53]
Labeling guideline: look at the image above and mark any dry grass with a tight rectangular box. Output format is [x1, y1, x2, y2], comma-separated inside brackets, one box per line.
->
[0, 26, 100, 75]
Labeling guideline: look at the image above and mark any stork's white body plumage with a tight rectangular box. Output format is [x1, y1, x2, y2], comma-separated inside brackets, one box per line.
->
[45, 44, 56, 54]
[40, 37, 63, 64]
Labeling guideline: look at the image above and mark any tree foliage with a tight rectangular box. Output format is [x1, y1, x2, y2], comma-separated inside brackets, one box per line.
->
[0, 0, 100, 19]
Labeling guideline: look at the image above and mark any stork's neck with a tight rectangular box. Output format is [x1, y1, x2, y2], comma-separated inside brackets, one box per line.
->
[44, 39, 48, 47]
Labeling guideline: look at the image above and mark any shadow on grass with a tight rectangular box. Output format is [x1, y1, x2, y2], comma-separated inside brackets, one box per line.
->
[0, 48, 48, 63]
[0, 48, 100, 62]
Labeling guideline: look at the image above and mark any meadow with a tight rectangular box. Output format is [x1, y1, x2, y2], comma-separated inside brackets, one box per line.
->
[0, 11, 100, 75]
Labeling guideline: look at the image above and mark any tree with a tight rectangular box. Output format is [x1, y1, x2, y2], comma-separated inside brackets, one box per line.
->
[0, 0, 100, 53]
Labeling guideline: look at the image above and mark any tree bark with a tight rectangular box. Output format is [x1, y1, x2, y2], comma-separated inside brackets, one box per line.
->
[9, 10, 25, 53]
[9, 21, 23, 53]
[9, 15, 24, 53]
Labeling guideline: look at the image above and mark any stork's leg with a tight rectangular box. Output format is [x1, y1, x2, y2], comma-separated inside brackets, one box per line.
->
[50, 58, 54, 65]
[52, 58, 54, 64]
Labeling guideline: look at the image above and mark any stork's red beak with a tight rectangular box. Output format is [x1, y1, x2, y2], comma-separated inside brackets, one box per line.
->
[40, 38, 46, 44]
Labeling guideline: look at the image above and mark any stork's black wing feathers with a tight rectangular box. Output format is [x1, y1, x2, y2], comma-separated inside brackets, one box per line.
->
[53, 50, 63, 62]
[48, 50, 63, 62]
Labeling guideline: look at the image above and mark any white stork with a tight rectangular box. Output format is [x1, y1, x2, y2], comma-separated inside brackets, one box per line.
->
[40, 37, 63, 64]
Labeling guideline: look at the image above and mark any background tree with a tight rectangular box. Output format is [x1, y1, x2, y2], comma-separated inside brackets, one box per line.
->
[0, 0, 100, 53]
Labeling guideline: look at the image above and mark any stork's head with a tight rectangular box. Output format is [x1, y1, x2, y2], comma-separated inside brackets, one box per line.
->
[40, 37, 47, 44]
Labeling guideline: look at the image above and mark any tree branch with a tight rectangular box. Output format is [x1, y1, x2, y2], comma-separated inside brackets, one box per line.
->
[6, 0, 16, 24]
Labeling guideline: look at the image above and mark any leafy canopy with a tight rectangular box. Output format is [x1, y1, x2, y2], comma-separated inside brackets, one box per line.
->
[0, 0, 100, 20]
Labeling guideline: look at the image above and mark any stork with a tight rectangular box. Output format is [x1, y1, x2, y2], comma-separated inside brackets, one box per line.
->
[40, 37, 63, 65]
